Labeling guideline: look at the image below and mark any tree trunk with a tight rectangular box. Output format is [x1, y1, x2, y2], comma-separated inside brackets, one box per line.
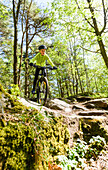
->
[13, 20, 18, 84]
[73, 37, 84, 94]
[75, 64, 84, 94]
[94, 76, 98, 93]
[87, 0, 108, 68]
[59, 79, 64, 98]
[82, 48, 89, 92]
[18, 31, 25, 89]
[13, 0, 18, 84]
[97, 38, 108, 68]
[13, 0, 21, 84]
[75, 70, 78, 95]
[18, 1, 26, 88]
[68, 75, 72, 96]
[25, 16, 29, 97]
[57, 78, 61, 97]
[70, 64, 75, 95]
[64, 77, 69, 97]
[68, 40, 75, 95]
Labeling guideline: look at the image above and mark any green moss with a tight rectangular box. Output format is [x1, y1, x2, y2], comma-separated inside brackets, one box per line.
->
[0, 119, 6, 127]
[0, 92, 2, 99]
[0, 83, 30, 114]
[0, 116, 70, 169]
[0, 83, 70, 169]
[0, 120, 35, 170]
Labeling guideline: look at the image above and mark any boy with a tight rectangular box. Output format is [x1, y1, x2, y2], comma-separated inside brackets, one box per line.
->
[30, 45, 56, 94]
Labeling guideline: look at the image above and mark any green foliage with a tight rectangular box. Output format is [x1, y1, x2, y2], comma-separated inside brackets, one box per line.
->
[1, 0, 108, 98]
[0, 2, 12, 41]
[85, 136, 106, 160]
[89, 136, 106, 149]
[74, 139, 87, 158]
[44, 0, 108, 98]
[0, 3, 9, 19]
[0, 3, 13, 90]
[56, 136, 106, 169]
[85, 135, 106, 159]
[89, 92, 108, 98]
[57, 140, 87, 169]
[9, 84, 21, 97]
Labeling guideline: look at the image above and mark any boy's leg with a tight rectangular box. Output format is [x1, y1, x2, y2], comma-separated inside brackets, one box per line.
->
[32, 68, 40, 93]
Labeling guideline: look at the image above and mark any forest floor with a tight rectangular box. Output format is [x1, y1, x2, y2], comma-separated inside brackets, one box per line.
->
[19, 97, 108, 170]
[86, 146, 108, 170]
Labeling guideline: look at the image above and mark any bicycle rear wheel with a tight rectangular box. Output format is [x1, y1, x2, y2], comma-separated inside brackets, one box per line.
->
[37, 77, 49, 105]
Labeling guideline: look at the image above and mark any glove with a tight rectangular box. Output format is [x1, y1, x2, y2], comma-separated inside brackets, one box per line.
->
[29, 63, 33, 66]
[53, 66, 57, 69]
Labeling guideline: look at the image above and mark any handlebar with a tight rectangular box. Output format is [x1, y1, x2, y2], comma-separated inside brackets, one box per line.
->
[29, 63, 57, 70]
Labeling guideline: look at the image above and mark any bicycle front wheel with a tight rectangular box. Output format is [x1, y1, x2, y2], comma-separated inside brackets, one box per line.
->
[37, 77, 49, 105]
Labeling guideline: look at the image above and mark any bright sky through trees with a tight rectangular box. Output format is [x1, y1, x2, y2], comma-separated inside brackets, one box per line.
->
[35, 0, 52, 8]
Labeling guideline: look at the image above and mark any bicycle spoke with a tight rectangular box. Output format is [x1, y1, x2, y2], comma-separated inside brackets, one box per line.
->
[37, 77, 48, 105]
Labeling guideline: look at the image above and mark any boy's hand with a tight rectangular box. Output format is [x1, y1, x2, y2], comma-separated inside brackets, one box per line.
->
[53, 66, 57, 69]
[29, 63, 33, 66]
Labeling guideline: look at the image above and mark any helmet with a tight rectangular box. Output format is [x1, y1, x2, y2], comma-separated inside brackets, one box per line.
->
[38, 45, 47, 50]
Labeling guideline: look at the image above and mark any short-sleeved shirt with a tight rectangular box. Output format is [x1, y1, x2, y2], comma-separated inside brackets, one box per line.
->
[30, 52, 54, 67]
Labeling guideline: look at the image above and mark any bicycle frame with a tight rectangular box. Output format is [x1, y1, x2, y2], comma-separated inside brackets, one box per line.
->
[38, 67, 47, 77]
[32, 64, 54, 105]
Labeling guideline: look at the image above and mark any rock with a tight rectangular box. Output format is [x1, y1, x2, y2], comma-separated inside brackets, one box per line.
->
[85, 103, 95, 108]
[76, 96, 92, 102]
[78, 110, 108, 116]
[46, 98, 72, 111]
[67, 95, 92, 102]
[72, 104, 88, 111]
[83, 98, 108, 109]
[19, 97, 61, 118]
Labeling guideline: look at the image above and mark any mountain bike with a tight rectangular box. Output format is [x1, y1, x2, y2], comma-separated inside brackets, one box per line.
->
[31, 64, 57, 105]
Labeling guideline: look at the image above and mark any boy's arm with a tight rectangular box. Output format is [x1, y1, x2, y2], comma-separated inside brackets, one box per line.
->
[46, 54, 55, 67]
[30, 53, 39, 64]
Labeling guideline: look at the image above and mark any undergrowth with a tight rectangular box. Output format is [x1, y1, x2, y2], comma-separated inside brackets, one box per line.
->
[56, 136, 106, 170]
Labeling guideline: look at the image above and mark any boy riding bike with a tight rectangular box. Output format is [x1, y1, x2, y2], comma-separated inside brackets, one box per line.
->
[29, 45, 57, 94]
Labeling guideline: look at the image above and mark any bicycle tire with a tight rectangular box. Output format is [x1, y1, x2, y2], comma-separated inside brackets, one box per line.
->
[37, 77, 49, 105]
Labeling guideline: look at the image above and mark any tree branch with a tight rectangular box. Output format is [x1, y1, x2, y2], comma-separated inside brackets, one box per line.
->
[16, 0, 22, 22]
[100, 0, 107, 34]
[75, 0, 94, 28]
[80, 45, 100, 53]
[87, 0, 100, 35]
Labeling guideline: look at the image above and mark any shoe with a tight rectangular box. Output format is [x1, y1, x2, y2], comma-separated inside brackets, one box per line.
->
[32, 90, 35, 94]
